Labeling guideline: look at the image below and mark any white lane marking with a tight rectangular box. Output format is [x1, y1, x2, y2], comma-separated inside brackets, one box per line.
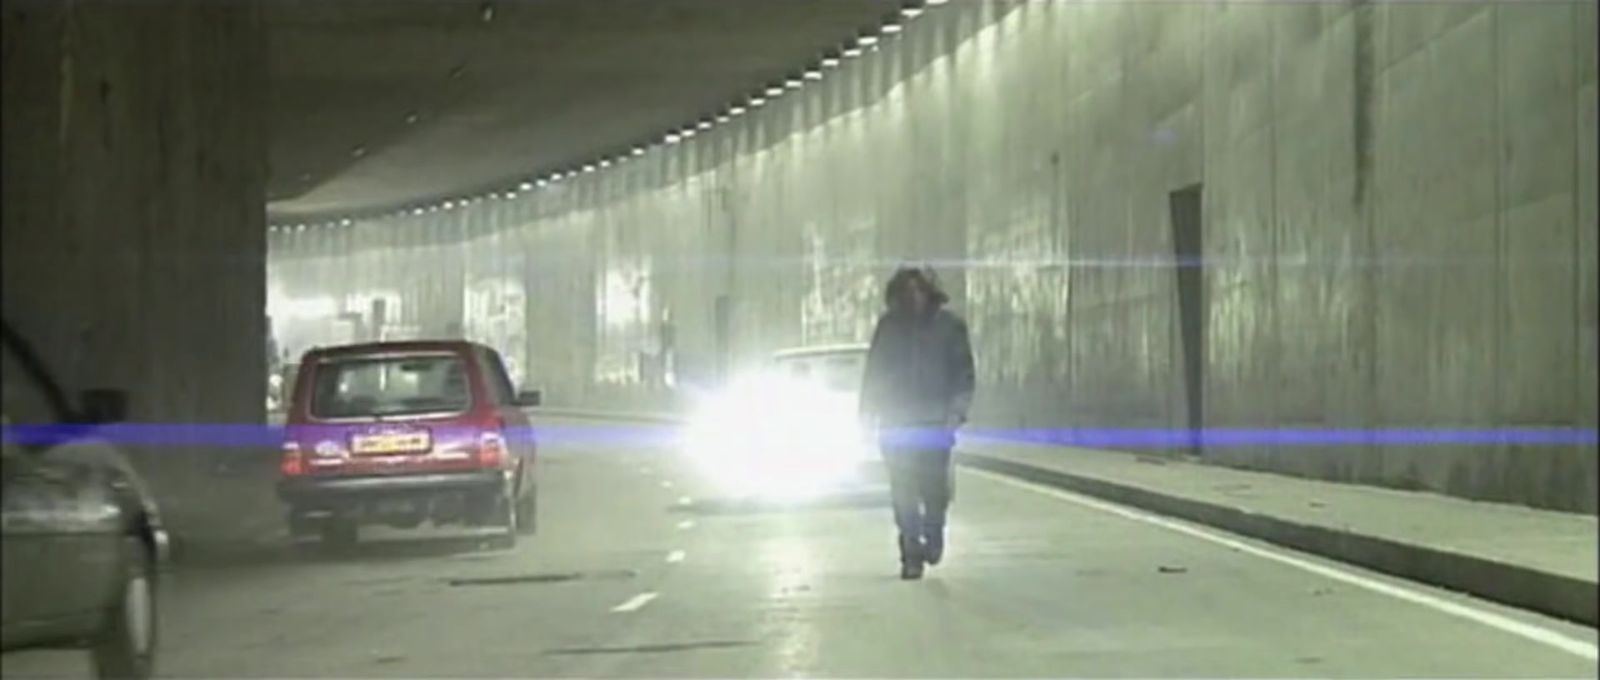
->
[610, 592, 659, 613]
[969, 468, 1599, 661]
[677, 519, 696, 530]
[666, 549, 687, 563]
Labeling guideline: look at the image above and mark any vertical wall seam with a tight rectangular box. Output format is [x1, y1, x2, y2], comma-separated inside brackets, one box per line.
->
[1267, 7, 1281, 458]
[1572, 0, 1586, 427]
[1491, 5, 1505, 434]
[1360, 0, 1381, 469]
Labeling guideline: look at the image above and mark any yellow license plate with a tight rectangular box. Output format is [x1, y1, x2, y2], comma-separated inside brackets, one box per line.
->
[350, 431, 431, 455]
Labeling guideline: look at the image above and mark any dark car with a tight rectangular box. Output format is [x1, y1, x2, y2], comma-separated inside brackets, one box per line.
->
[277, 340, 541, 550]
[1, 321, 170, 680]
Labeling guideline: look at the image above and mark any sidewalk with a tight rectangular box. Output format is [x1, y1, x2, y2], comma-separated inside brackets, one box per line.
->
[959, 439, 1598, 627]
[533, 408, 1597, 627]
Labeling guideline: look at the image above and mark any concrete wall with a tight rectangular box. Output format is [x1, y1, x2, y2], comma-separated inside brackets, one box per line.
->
[269, 0, 1598, 513]
[2, 2, 270, 534]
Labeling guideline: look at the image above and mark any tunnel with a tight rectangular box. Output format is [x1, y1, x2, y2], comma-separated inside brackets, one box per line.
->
[3, 1, 1598, 677]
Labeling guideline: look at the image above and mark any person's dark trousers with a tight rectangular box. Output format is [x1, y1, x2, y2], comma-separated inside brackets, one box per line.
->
[882, 430, 955, 568]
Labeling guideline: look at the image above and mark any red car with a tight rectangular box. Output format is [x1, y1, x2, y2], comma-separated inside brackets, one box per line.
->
[277, 341, 540, 550]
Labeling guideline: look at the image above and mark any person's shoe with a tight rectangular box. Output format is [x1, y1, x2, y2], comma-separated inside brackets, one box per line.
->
[898, 534, 925, 579]
[900, 559, 925, 580]
[923, 531, 945, 566]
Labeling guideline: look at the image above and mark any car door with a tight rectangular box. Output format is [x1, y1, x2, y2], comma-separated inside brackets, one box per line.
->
[0, 342, 78, 639]
[2, 441, 60, 640]
[36, 440, 125, 616]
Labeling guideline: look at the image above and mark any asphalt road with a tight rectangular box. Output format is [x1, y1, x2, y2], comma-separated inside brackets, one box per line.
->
[4, 423, 1596, 678]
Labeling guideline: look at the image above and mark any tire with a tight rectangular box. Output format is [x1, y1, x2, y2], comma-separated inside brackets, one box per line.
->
[319, 518, 358, 550]
[515, 482, 538, 536]
[92, 537, 156, 680]
[486, 494, 517, 550]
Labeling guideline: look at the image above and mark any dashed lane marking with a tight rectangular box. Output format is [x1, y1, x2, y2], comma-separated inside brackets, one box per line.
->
[610, 592, 659, 613]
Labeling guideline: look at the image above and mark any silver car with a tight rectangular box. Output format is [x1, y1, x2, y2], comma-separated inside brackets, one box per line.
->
[1, 321, 169, 680]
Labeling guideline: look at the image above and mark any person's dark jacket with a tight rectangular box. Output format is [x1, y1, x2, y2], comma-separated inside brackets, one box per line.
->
[860, 307, 976, 429]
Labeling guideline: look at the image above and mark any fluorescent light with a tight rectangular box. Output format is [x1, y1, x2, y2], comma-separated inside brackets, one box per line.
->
[519, 181, 534, 191]
[666, 133, 681, 144]
[927, 0, 948, 4]
[882, 23, 902, 34]
[842, 47, 863, 57]
[682, 128, 697, 139]
[716, 115, 730, 123]
[822, 57, 841, 68]
[785, 79, 802, 89]
[858, 35, 879, 47]
[443, 201, 456, 209]
[765, 86, 783, 96]
[340, 218, 353, 226]
[730, 105, 747, 115]
[750, 97, 767, 107]
[698, 120, 712, 130]
[902, 7, 924, 18]
[632, 147, 646, 156]
[804, 70, 823, 81]
[583, 164, 596, 173]
[598, 159, 611, 168]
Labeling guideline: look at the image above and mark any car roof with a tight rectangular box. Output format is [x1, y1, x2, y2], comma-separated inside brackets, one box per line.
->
[304, 339, 487, 360]
[771, 343, 869, 360]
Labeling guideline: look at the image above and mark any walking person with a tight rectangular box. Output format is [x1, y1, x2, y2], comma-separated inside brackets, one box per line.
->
[859, 266, 976, 580]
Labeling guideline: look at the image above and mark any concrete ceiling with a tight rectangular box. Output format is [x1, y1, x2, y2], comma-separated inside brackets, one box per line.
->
[266, 0, 901, 220]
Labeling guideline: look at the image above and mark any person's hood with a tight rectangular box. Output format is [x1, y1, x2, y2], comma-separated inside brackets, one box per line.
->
[884, 265, 950, 313]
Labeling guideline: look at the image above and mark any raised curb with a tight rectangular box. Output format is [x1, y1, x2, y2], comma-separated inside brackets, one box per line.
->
[960, 451, 1598, 628]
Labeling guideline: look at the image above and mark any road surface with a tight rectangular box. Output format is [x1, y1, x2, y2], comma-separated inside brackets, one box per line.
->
[4, 422, 1595, 678]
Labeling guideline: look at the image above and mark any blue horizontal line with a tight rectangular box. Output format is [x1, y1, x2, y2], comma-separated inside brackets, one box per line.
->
[2, 424, 1593, 450]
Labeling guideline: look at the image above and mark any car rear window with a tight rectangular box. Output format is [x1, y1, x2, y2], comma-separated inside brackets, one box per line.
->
[775, 352, 865, 392]
[309, 354, 472, 419]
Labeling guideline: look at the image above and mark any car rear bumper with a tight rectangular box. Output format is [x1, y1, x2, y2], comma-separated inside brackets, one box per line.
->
[278, 470, 509, 507]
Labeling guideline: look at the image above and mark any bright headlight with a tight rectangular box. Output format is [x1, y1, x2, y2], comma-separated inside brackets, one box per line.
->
[683, 371, 869, 499]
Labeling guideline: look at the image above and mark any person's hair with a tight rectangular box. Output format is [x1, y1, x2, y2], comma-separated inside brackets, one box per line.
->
[884, 266, 949, 312]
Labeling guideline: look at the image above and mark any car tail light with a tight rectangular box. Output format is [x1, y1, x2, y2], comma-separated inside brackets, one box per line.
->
[280, 441, 306, 477]
[478, 431, 508, 469]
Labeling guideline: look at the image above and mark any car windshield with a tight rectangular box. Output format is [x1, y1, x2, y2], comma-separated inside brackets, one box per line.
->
[775, 351, 866, 393]
[309, 355, 471, 419]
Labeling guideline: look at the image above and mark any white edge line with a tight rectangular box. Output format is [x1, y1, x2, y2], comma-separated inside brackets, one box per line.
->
[968, 468, 1598, 661]
[610, 591, 659, 613]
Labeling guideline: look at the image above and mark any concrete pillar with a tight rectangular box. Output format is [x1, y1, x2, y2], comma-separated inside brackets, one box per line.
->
[2, 1, 268, 535]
